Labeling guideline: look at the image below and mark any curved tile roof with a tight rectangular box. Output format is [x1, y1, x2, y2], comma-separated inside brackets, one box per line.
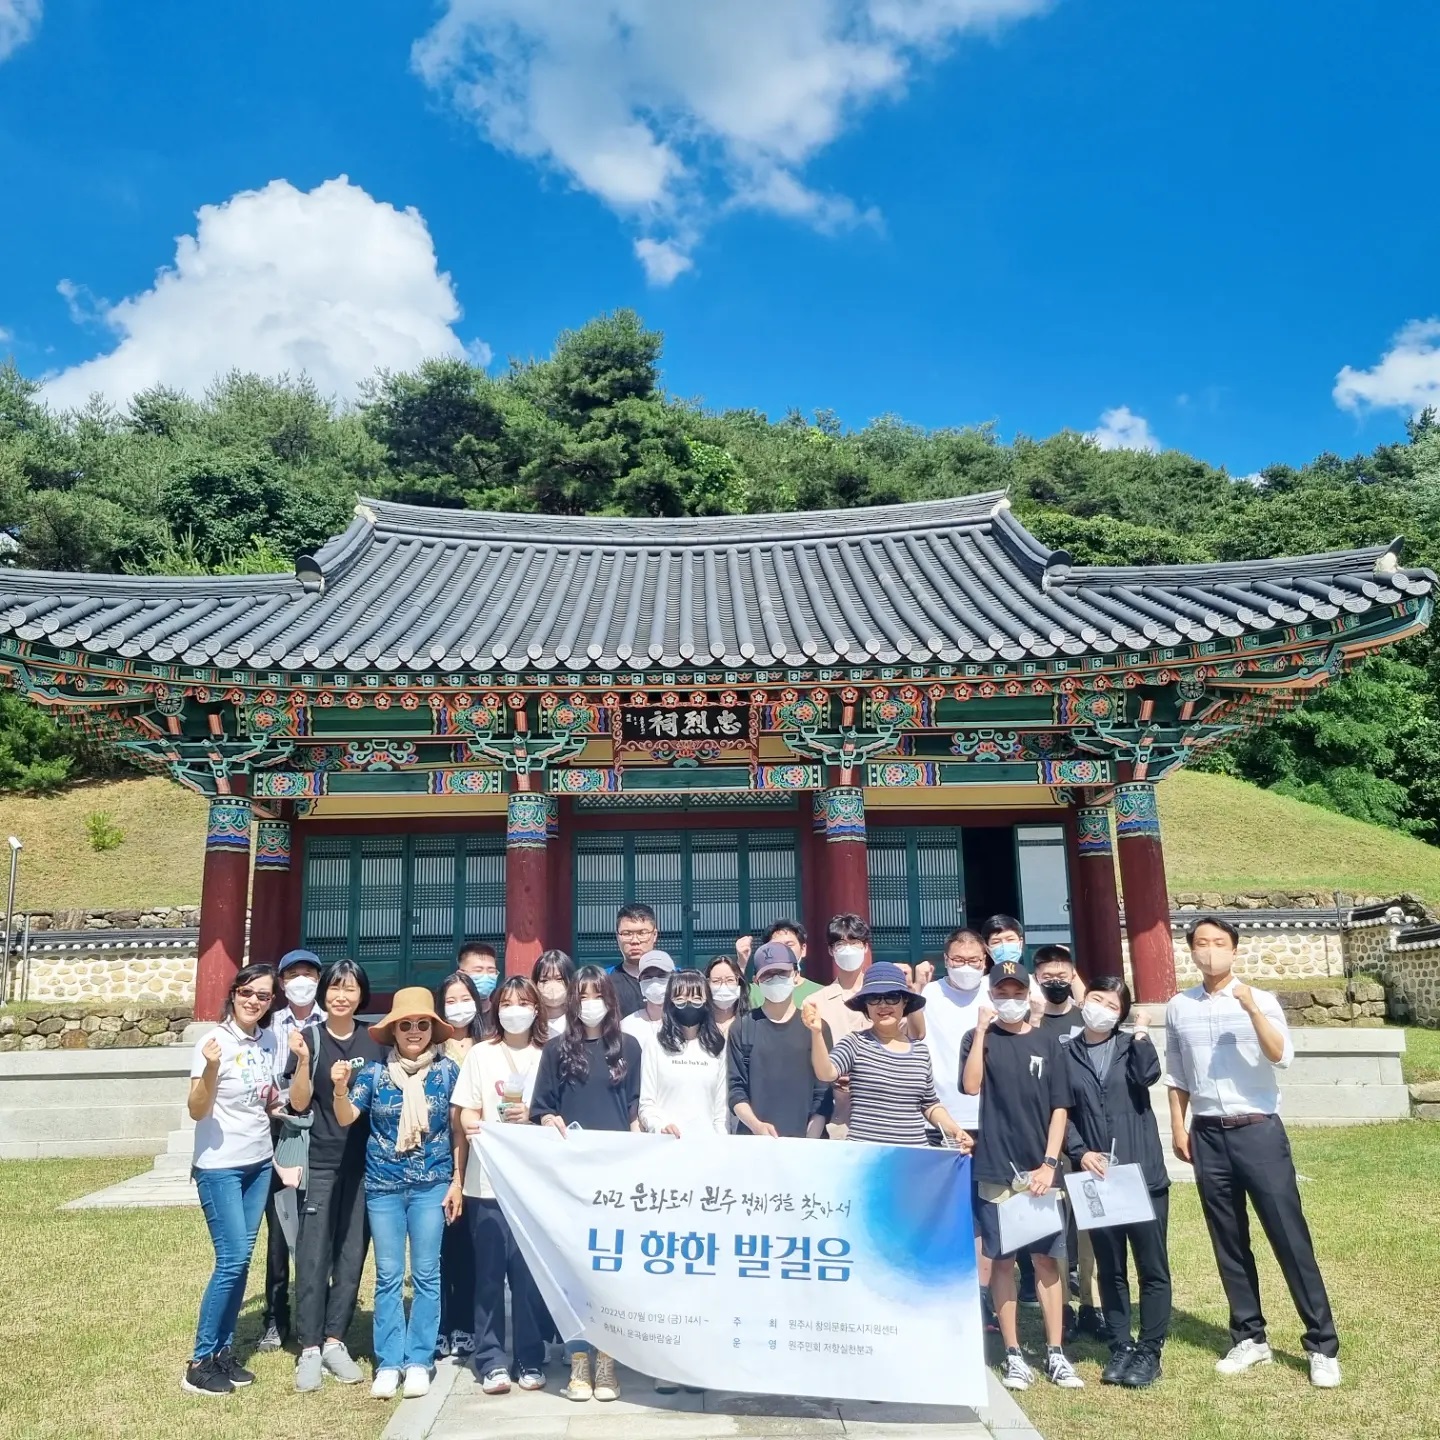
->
[0, 494, 1432, 674]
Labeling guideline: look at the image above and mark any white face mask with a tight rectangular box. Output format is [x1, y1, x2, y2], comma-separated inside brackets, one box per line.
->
[578, 998, 608, 1029]
[1081, 1001, 1120, 1034]
[994, 996, 1030, 1024]
[710, 983, 741, 1010]
[444, 999, 477, 1029]
[641, 978, 669, 1007]
[498, 1005, 536, 1035]
[758, 975, 794, 1004]
[946, 964, 985, 992]
[284, 976, 318, 1007]
[832, 943, 866, 973]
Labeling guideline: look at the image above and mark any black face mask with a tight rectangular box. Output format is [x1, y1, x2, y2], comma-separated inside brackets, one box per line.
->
[1040, 979, 1073, 1005]
[672, 1003, 706, 1027]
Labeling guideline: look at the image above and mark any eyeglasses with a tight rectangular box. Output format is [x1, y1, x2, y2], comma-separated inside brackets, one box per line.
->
[396, 1019, 432, 1033]
[617, 928, 656, 941]
[234, 987, 273, 1002]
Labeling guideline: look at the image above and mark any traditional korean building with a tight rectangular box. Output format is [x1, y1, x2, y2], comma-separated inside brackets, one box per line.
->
[1, 493, 1432, 1018]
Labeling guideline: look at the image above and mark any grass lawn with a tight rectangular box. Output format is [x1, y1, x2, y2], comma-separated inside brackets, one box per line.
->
[2, 1127, 1438, 1440]
[1012, 1121, 1440, 1440]
[1401, 1025, 1440, 1084]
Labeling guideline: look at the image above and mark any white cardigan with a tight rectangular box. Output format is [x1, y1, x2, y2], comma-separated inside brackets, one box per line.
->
[638, 1035, 729, 1137]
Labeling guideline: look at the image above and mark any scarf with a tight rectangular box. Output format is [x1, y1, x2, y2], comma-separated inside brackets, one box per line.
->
[387, 1044, 438, 1154]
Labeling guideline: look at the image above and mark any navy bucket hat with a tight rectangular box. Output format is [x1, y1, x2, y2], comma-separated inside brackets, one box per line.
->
[843, 961, 925, 1014]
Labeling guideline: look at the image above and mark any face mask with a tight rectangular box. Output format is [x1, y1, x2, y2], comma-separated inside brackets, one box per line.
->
[641, 978, 669, 1007]
[989, 940, 1023, 966]
[672, 1002, 706, 1027]
[1081, 1001, 1120, 1034]
[758, 975, 794, 1004]
[498, 1005, 536, 1035]
[1040, 979, 1073, 1005]
[578, 998, 608, 1029]
[994, 996, 1030, 1024]
[833, 943, 866, 973]
[284, 976, 318, 1007]
[444, 1000, 477, 1029]
[710, 983, 741, 1010]
[947, 964, 985, 992]
[470, 973, 499, 999]
[537, 980, 568, 1006]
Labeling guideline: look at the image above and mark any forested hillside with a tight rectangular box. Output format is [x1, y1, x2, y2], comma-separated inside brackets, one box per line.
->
[4, 310, 1438, 841]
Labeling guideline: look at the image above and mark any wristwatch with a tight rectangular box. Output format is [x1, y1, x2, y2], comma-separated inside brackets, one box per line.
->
[1042, 1155, 1059, 1169]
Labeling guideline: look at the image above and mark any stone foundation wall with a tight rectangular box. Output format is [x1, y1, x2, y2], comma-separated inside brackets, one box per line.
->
[1274, 980, 1388, 1028]
[5, 906, 199, 933]
[0, 1005, 193, 1051]
[1377, 942, 1440, 1027]
[21, 947, 197, 1004]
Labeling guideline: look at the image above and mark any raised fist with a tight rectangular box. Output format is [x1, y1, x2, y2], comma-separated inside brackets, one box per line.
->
[331, 1059, 354, 1090]
[201, 1035, 223, 1067]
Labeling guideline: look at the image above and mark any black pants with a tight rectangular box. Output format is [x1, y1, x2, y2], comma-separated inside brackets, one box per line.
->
[1192, 1114, 1338, 1357]
[294, 1163, 370, 1351]
[1088, 1189, 1172, 1350]
[468, 1197, 544, 1376]
[262, 1169, 293, 1332]
[439, 1203, 476, 1342]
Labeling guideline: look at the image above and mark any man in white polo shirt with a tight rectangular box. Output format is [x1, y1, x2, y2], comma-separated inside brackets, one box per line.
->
[1166, 916, 1340, 1389]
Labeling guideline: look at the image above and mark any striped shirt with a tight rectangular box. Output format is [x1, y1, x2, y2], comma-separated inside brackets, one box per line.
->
[1163, 977, 1293, 1117]
[828, 1032, 940, 1146]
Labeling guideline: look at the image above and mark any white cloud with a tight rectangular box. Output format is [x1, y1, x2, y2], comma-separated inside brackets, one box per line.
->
[413, 0, 1046, 283]
[1334, 318, 1440, 416]
[0, 0, 41, 61]
[1087, 406, 1160, 453]
[44, 177, 471, 408]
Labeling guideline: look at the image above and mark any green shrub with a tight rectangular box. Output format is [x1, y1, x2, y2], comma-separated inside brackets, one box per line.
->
[84, 811, 125, 852]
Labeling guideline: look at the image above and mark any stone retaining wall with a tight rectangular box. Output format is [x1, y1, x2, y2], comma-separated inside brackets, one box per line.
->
[0, 1006, 192, 1051]
[21, 948, 196, 1004]
[1378, 940, 1440, 1027]
[1274, 980, 1388, 1028]
[5, 906, 199, 933]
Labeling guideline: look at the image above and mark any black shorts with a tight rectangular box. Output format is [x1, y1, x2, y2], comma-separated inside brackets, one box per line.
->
[975, 1194, 1069, 1263]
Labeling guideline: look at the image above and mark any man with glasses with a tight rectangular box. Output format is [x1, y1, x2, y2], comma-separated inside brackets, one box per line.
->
[612, 904, 660, 1017]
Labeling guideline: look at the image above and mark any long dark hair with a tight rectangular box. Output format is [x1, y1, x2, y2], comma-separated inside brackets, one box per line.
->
[434, 970, 491, 1042]
[658, 969, 725, 1057]
[222, 963, 278, 1029]
[534, 948, 576, 1000]
[558, 965, 628, 1086]
[705, 954, 750, 1019]
[487, 975, 547, 1050]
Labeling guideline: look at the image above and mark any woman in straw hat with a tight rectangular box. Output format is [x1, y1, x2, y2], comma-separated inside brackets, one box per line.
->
[334, 987, 464, 1402]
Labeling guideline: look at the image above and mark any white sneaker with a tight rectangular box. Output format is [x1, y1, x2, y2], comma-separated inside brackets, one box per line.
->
[1216, 1338, 1273, 1375]
[1001, 1350, 1035, 1390]
[1309, 1354, 1342, 1388]
[403, 1365, 431, 1399]
[371, 1368, 400, 1400]
[1045, 1350, 1085, 1389]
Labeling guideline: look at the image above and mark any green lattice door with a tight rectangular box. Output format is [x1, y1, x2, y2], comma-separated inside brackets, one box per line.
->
[866, 827, 968, 965]
[572, 829, 801, 970]
[301, 832, 506, 992]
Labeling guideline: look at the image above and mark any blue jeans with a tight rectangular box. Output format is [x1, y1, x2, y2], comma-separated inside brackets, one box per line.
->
[193, 1161, 271, 1361]
[368, 1181, 448, 1371]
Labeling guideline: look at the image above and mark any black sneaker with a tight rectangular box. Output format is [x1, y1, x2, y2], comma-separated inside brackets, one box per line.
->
[1122, 1346, 1163, 1389]
[1077, 1305, 1113, 1344]
[182, 1355, 234, 1396]
[215, 1346, 255, 1388]
[1101, 1344, 1136, 1385]
[1063, 1306, 1078, 1343]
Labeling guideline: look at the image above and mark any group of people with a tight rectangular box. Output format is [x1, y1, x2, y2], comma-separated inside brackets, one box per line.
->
[182, 903, 1342, 1404]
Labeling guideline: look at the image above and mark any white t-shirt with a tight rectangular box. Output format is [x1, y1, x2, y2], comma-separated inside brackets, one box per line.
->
[450, 1040, 544, 1199]
[189, 1022, 279, 1170]
[919, 979, 985, 1130]
[639, 1035, 729, 1137]
[621, 1011, 662, 1051]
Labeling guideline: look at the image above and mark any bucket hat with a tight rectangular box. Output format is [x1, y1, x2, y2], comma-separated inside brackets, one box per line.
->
[368, 985, 457, 1045]
[843, 961, 925, 1014]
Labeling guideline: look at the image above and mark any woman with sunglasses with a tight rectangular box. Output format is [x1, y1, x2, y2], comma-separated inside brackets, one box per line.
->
[183, 963, 281, 1396]
[286, 958, 381, 1394]
[452, 976, 550, 1394]
[640, 970, 729, 1139]
[803, 962, 971, 1150]
[529, 966, 641, 1403]
[334, 987, 463, 1401]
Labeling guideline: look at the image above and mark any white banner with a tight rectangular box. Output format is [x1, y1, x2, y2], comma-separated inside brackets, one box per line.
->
[476, 1126, 986, 1406]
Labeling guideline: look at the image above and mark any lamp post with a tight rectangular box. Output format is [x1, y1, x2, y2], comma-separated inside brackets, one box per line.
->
[2, 836, 20, 1007]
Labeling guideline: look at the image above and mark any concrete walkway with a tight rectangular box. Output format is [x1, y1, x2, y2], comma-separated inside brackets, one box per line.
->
[381, 1359, 1042, 1440]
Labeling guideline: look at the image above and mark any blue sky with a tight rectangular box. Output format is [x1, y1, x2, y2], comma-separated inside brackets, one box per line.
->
[2, 1, 1437, 476]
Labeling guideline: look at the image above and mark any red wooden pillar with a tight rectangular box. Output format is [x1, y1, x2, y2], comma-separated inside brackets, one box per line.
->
[816, 785, 869, 985]
[195, 792, 252, 1022]
[1114, 781, 1177, 1001]
[1069, 800, 1124, 983]
[248, 818, 292, 968]
[504, 791, 549, 978]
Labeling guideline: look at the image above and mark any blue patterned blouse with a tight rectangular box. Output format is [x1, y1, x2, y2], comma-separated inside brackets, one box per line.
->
[350, 1055, 460, 1195]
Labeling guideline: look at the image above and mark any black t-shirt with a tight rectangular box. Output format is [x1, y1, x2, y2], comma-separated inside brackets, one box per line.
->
[1037, 1007, 1083, 1041]
[299, 1024, 385, 1172]
[726, 1010, 833, 1138]
[609, 965, 646, 1018]
[530, 1035, 642, 1132]
[959, 1024, 1072, 1186]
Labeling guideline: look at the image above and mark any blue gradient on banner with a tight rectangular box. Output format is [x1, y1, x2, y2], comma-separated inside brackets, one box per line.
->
[855, 1149, 976, 1290]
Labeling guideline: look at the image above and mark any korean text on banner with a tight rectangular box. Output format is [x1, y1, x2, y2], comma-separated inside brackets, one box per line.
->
[476, 1126, 986, 1406]
[1063, 1163, 1157, 1231]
